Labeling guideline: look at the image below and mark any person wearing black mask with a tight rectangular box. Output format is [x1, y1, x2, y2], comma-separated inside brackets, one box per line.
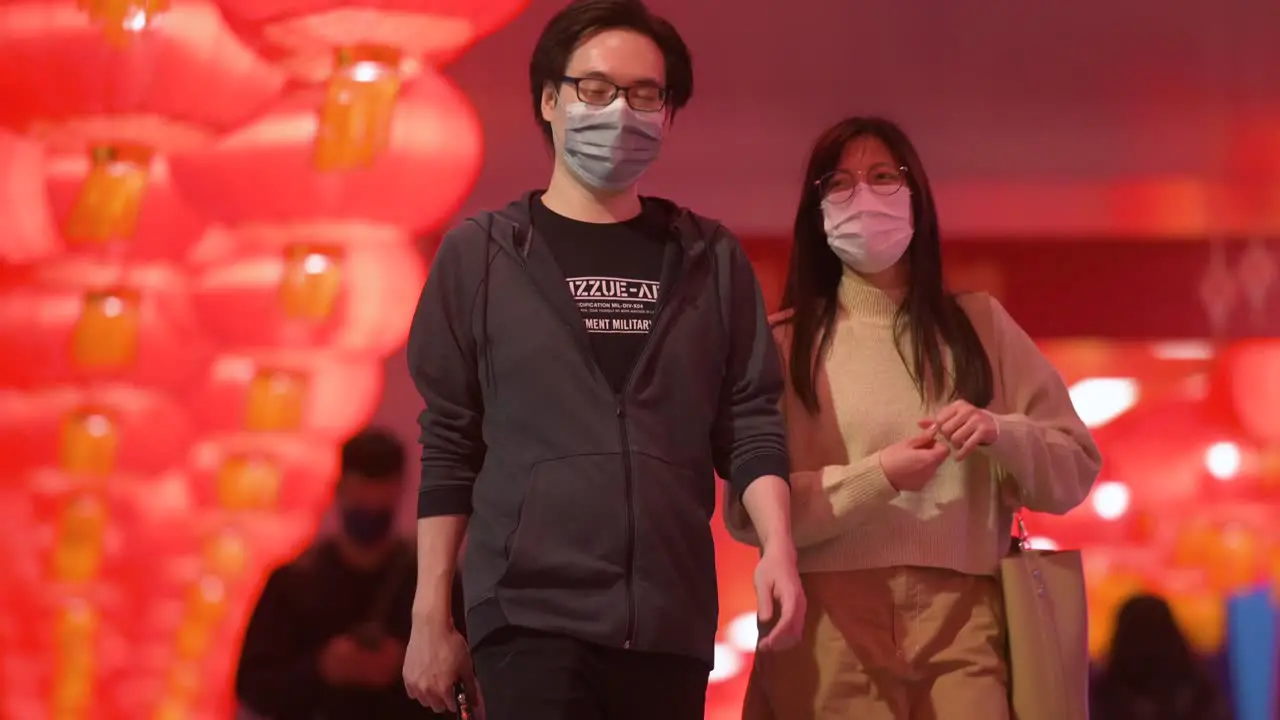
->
[235, 428, 464, 719]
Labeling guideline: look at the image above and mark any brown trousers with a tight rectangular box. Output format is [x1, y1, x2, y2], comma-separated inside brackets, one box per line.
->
[742, 566, 1009, 720]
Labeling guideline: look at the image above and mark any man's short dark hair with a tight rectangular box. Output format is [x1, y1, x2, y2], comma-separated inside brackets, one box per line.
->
[529, 0, 694, 146]
[340, 427, 406, 481]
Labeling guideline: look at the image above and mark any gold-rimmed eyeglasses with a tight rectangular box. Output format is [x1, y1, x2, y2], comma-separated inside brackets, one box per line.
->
[561, 75, 668, 112]
[816, 164, 909, 203]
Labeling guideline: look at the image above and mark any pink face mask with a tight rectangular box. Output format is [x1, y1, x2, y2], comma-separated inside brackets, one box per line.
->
[821, 184, 913, 273]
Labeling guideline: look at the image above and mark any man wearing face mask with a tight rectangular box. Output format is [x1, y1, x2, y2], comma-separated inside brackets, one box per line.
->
[236, 428, 464, 720]
[401, 1, 805, 719]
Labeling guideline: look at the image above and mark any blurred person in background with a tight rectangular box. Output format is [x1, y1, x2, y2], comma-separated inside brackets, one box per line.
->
[725, 116, 1101, 719]
[1091, 594, 1228, 720]
[235, 428, 464, 719]
[400, 1, 805, 718]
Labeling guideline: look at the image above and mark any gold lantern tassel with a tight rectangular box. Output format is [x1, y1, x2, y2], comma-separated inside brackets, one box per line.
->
[71, 288, 141, 371]
[215, 455, 282, 512]
[314, 45, 403, 171]
[152, 697, 189, 720]
[174, 576, 227, 661]
[244, 369, 307, 432]
[51, 494, 108, 584]
[77, 0, 169, 46]
[203, 528, 249, 580]
[51, 602, 98, 718]
[59, 409, 119, 477]
[153, 663, 200, 720]
[66, 144, 153, 243]
[279, 245, 344, 321]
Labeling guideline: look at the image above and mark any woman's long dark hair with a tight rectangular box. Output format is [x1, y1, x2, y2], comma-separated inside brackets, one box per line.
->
[1093, 594, 1223, 719]
[781, 116, 993, 413]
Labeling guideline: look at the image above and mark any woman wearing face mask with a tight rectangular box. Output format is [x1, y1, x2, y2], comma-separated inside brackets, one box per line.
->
[725, 116, 1102, 719]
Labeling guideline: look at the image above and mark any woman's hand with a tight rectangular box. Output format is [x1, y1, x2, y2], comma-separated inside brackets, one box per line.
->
[920, 400, 998, 460]
[878, 431, 950, 492]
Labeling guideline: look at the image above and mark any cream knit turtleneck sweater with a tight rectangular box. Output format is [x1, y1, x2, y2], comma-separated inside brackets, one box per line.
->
[726, 268, 1101, 576]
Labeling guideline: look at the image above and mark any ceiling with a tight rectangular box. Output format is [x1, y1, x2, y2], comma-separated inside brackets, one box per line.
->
[444, 0, 1280, 237]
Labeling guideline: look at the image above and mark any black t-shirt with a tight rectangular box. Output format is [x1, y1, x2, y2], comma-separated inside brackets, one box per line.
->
[533, 198, 668, 393]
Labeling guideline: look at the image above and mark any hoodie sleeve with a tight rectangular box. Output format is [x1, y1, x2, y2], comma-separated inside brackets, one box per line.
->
[982, 296, 1101, 515]
[710, 229, 790, 498]
[408, 223, 487, 518]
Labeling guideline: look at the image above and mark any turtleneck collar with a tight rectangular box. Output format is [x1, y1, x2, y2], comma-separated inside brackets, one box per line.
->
[838, 265, 903, 324]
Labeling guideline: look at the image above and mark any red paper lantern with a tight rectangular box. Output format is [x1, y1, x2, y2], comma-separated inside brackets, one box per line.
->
[41, 153, 208, 261]
[188, 351, 382, 440]
[0, 387, 194, 480]
[168, 73, 483, 231]
[189, 228, 425, 354]
[0, 259, 213, 391]
[1220, 340, 1280, 444]
[0, 0, 282, 249]
[0, 130, 57, 264]
[1094, 397, 1236, 510]
[0, 0, 284, 152]
[213, 0, 531, 81]
[187, 434, 339, 517]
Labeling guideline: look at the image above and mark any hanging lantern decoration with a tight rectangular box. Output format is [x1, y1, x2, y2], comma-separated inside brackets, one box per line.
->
[188, 351, 382, 441]
[0, 0, 283, 246]
[0, 0, 284, 150]
[213, 0, 531, 81]
[1219, 340, 1280, 445]
[313, 44, 404, 171]
[187, 435, 339, 518]
[43, 152, 208, 260]
[0, 387, 193, 481]
[0, 0, 527, 715]
[0, 260, 213, 391]
[75, 0, 169, 45]
[0, 130, 57, 264]
[189, 230, 425, 355]
[168, 74, 483, 232]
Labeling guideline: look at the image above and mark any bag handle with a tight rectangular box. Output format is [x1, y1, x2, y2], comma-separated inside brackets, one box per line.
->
[1015, 514, 1030, 550]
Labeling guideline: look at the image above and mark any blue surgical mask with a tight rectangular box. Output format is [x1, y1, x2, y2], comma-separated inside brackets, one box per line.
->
[341, 507, 394, 547]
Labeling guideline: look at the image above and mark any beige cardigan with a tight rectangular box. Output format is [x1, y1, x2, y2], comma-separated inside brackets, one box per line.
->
[726, 269, 1101, 576]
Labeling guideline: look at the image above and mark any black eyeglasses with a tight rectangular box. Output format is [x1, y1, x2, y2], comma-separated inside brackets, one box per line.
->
[816, 164, 909, 204]
[561, 76, 668, 112]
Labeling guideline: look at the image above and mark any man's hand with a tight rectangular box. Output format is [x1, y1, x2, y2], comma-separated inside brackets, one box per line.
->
[318, 635, 367, 686]
[922, 400, 999, 461]
[402, 619, 478, 715]
[753, 545, 805, 652]
[879, 430, 951, 492]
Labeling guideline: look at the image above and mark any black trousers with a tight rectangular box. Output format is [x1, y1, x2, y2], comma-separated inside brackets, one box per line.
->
[472, 627, 710, 720]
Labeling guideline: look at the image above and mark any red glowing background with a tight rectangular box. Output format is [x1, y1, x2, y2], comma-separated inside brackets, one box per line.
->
[1, 0, 1278, 718]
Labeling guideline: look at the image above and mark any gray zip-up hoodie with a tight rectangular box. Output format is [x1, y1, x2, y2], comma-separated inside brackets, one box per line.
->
[407, 192, 788, 665]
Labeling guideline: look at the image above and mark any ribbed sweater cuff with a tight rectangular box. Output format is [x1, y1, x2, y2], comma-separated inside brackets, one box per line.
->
[825, 455, 898, 517]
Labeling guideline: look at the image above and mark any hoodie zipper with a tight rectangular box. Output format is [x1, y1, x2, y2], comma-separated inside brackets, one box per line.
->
[507, 205, 697, 651]
[615, 258, 688, 649]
